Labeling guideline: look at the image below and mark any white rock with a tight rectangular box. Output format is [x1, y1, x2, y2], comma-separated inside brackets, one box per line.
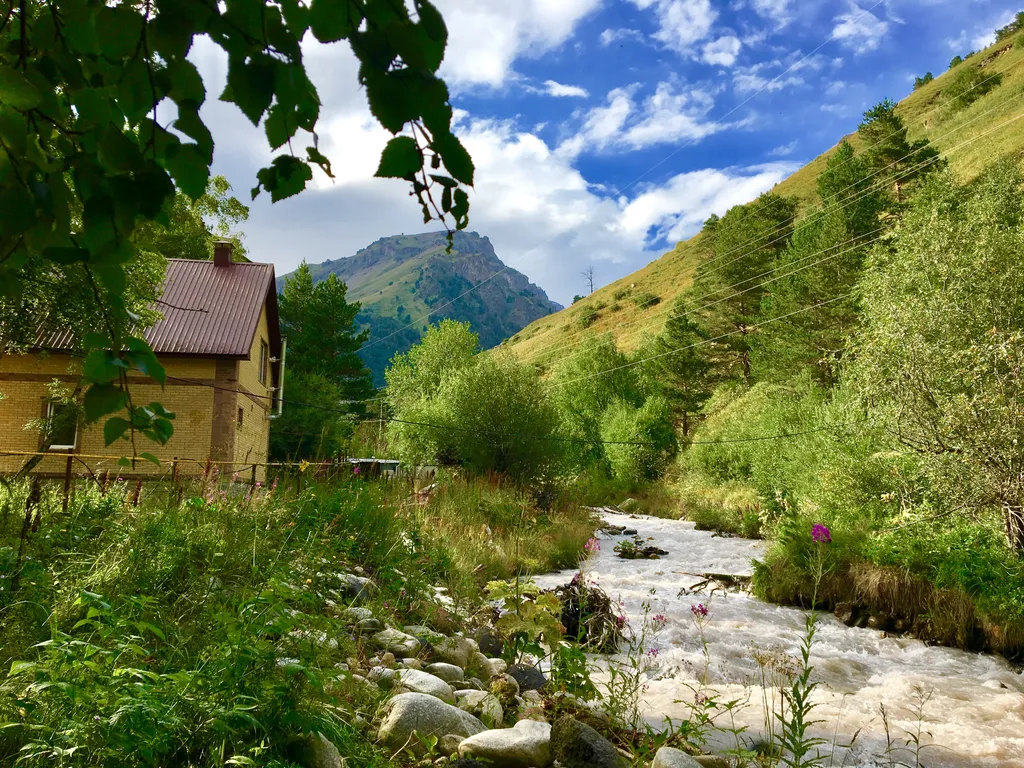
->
[377, 693, 487, 756]
[426, 662, 465, 683]
[488, 658, 508, 675]
[459, 719, 553, 768]
[395, 668, 456, 703]
[372, 628, 422, 658]
[652, 746, 702, 768]
[456, 690, 504, 728]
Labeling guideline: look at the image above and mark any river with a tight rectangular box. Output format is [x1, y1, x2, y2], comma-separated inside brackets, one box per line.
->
[532, 511, 1024, 767]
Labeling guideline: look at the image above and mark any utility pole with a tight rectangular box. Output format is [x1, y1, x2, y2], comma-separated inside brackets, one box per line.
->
[581, 266, 594, 295]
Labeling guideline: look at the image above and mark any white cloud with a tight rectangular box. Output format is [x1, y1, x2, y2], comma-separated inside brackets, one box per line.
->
[702, 36, 742, 66]
[825, 80, 846, 95]
[560, 81, 727, 157]
[630, 0, 718, 52]
[768, 140, 797, 157]
[600, 27, 646, 46]
[751, 0, 791, 27]
[832, 4, 889, 54]
[541, 80, 590, 98]
[733, 70, 804, 94]
[433, 0, 601, 88]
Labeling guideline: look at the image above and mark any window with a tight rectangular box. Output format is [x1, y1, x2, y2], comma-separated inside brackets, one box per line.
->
[258, 340, 269, 386]
[45, 401, 78, 450]
[237, 407, 244, 427]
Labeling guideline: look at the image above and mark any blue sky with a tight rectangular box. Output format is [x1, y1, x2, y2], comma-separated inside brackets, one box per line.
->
[194, 0, 1019, 305]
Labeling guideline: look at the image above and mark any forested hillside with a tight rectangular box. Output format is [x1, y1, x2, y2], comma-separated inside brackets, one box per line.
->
[277, 231, 561, 382]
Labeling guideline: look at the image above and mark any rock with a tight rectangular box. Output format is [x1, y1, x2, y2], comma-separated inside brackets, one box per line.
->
[340, 573, 376, 602]
[287, 733, 345, 768]
[693, 756, 731, 768]
[401, 658, 424, 670]
[459, 719, 552, 768]
[373, 628, 422, 658]
[378, 693, 487, 756]
[652, 747, 702, 768]
[833, 601, 858, 626]
[508, 663, 547, 692]
[550, 716, 627, 768]
[427, 662, 466, 683]
[380, 652, 396, 669]
[340, 607, 374, 624]
[453, 678, 486, 692]
[491, 673, 520, 700]
[621, 528, 638, 535]
[867, 614, 892, 631]
[433, 637, 476, 669]
[522, 690, 543, 705]
[395, 669, 456, 703]
[456, 691, 504, 728]
[488, 658, 508, 676]
[439, 734, 466, 756]
[469, 651, 497, 679]
[451, 759, 487, 768]
[477, 626, 505, 658]
[356, 618, 383, 634]
[618, 498, 638, 511]
[368, 666, 397, 689]
[405, 625, 448, 645]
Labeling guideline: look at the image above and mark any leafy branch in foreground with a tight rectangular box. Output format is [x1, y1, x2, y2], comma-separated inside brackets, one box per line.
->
[0, 0, 473, 452]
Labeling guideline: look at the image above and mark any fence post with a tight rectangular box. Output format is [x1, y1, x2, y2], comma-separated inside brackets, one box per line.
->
[61, 454, 73, 513]
[251, 463, 257, 487]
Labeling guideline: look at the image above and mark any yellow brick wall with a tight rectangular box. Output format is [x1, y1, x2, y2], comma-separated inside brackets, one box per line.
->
[234, 307, 273, 480]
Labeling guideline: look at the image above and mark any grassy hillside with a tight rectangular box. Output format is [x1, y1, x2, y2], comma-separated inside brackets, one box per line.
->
[505, 35, 1024, 369]
[277, 231, 561, 382]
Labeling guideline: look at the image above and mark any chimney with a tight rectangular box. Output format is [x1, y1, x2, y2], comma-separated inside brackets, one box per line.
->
[213, 239, 233, 267]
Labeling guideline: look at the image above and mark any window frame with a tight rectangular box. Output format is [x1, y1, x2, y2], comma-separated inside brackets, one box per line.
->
[44, 400, 78, 451]
[258, 339, 269, 386]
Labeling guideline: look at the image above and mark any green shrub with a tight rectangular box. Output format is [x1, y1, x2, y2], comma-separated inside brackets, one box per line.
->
[943, 65, 1002, 111]
[575, 306, 599, 329]
[612, 288, 631, 301]
[600, 396, 677, 485]
[632, 291, 661, 309]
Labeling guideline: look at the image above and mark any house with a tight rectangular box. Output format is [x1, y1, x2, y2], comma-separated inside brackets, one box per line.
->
[0, 242, 284, 480]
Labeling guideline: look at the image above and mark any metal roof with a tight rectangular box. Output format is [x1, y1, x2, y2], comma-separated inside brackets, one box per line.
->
[35, 259, 279, 358]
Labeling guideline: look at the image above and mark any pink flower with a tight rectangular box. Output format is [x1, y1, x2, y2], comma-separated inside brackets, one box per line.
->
[647, 647, 659, 658]
[652, 613, 668, 629]
[690, 603, 708, 618]
[584, 537, 600, 554]
[353, 466, 361, 475]
[812, 523, 832, 544]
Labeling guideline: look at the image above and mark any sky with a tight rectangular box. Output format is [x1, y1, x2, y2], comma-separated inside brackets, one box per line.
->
[189, 0, 1019, 306]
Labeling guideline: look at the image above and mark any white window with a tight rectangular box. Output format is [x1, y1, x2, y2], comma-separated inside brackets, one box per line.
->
[45, 401, 78, 450]
[258, 340, 269, 386]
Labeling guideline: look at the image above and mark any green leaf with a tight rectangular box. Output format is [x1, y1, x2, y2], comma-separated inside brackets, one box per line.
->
[222, 55, 275, 126]
[139, 452, 161, 466]
[8, 661, 36, 677]
[83, 383, 127, 421]
[309, 0, 355, 42]
[0, 66, 42, 110]
[376, 136, 422, 181]
[103, 417, 132, 446]
[83, 351, 123, 384]
[434, 132, 474, 186]
[165, 144, 210, 199]
[264, 105, 292, 150]
[168, 59, 206, 107]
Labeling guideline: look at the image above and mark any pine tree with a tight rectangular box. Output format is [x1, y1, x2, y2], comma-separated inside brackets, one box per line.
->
[642, 299, 713, 435]
[857, 100, 942, 205]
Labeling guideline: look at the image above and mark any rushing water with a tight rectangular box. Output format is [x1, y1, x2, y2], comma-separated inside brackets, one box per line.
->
[533, 511, 1024, 767]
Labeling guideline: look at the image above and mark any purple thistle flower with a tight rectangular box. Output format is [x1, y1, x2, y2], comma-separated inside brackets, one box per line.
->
[811, 523, 832, 544]
[584, 537, 600, 554]
[353, 466, 361, 475]
[690, 603, 709, 618]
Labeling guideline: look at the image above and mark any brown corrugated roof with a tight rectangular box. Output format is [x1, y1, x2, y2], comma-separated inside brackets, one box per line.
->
[35, 259, 279, 358]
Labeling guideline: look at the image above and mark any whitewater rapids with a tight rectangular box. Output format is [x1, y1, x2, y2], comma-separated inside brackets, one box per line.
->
[533, 512, 1024, 767]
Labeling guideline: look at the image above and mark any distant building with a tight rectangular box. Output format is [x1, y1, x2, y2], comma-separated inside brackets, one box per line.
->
[0, 242, 284, 479]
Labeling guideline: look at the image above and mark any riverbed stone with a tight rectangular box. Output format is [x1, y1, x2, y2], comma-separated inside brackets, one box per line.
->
[507, 663, 546, 691]
[356, 618, 383, 634]
[395, 668, 456, 703]
[340, 607, 374, 624]
[488, 658, 508, 675]
[426, 662, 465, 683]
[287, 733, 344, 768]
[433, 637, 476, 668]
[372, 628, 422, 658]
[340, 573, 376, 602]
[368, 666, 397, 689]
[652, 746, 702, 768]
[693, 756, 730, 768]
[456, 691, 504, 728]
[550, 716, 627, 768]
[439, 734, 466, 756]
[377, 693, 487, 756]
[405, 625, 448, 645]
[459, 719, 552, 768]
[477, 626, 505, 657]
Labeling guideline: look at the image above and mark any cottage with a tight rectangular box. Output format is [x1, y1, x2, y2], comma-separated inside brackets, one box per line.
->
[0, 242, 284, 479]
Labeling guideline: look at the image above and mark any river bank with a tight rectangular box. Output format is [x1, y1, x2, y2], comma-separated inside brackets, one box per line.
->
[535, 511, 1024, 767]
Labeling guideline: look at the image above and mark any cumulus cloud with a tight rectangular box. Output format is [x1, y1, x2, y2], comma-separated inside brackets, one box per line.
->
[434, 0, 601, 88]
[540, 80, 590, 98]
[832, 4, 890, 54]
[600, 27, 646, 46]
[750, 0, 791, 27]
[768, 140, 797, 157]
[630, 0, 718, 52]
[733, 70, 804, 94]
[702, 36, 743, 66]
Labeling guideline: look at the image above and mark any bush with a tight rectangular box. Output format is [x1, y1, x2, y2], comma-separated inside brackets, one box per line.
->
[949, 55, 963, 68]
[632, 291, 661, 309]
[600, 396, 676, 485]
[575, 306, 599, 329]
[612, 288, 631, 301]
[943, 65, 1003, 111]
[912, 72, 933, 90]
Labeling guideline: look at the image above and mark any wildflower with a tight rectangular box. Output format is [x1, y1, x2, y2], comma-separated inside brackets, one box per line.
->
[94, 715, 101, 722]
[652, 613, 668, 629]
[232, 471, 239, 482]
[584, 537, 600, 554]
[571, 572, 582, 585]
[690, 603, 709, 618]
[615, 614, 627, 629]
[647, 647, 659, 658]
[811, 523, 832, 544]
[695, 693, 710, 706]
[255, 481, 262, 488]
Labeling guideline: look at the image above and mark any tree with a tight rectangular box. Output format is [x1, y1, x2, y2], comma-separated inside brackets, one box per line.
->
[600, 396, 676, 485]
[689, 192, 797, 385]
[995, 11, 1024, 40]
[0, 0, 473, 454]
[913, 72, 934, 90]
[847, 161, 1024, 554]
[271, 262, 373, 459]
[949, 55, 964, 68]
[857, 100, 942, 203]
[943, 65, 1003, 112]
[581, 266, 595, 295]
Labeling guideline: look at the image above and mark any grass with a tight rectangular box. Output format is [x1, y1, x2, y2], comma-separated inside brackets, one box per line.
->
[505, 34, 1024, 368]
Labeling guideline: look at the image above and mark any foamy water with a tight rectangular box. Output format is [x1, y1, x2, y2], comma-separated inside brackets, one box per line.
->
[533, 511, 1024, 767]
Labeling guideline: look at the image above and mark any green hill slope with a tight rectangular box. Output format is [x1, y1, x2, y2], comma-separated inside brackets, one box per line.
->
[277, 231, 561, 382]
[505, 35, 1024, 370]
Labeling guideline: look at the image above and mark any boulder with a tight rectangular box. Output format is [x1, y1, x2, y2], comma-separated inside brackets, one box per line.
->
[368, 666, 397, 689]
[340, 607, 374, 624]
[477, 626, 505, 658]
[439, 734, 466, 756]
[459, 719, 553, 768]
[340, 573, 376, 602]
[372, 628, 422, 658]
[550, 716, 627, 768]
[833, 602, 858, 626]
[453, 678, 486, 692]
[693, 756, 731, 768]
[380, 652, 396, 669]
[489, 658, 508, 676]
[426, 662, 466, 683]
[652, 747, 702, 768]
[287, 733, 344, 768]
[377, 693, 487, 756]
[395, 668, 456, 703]
[469, 651, 498, 679]
[405, 625, 447, 645]
[508, 663, 547, 692]
[867, 614, 892, 631]
[401, 658, 423, 670]
[433, 636, 476, 669]
[356, 618, 383, 634]
[456, 691, 504, 728]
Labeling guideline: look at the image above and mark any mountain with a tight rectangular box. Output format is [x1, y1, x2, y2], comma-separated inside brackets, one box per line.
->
[277, 231, 561, 383]
[504, 35, 1024, 370]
